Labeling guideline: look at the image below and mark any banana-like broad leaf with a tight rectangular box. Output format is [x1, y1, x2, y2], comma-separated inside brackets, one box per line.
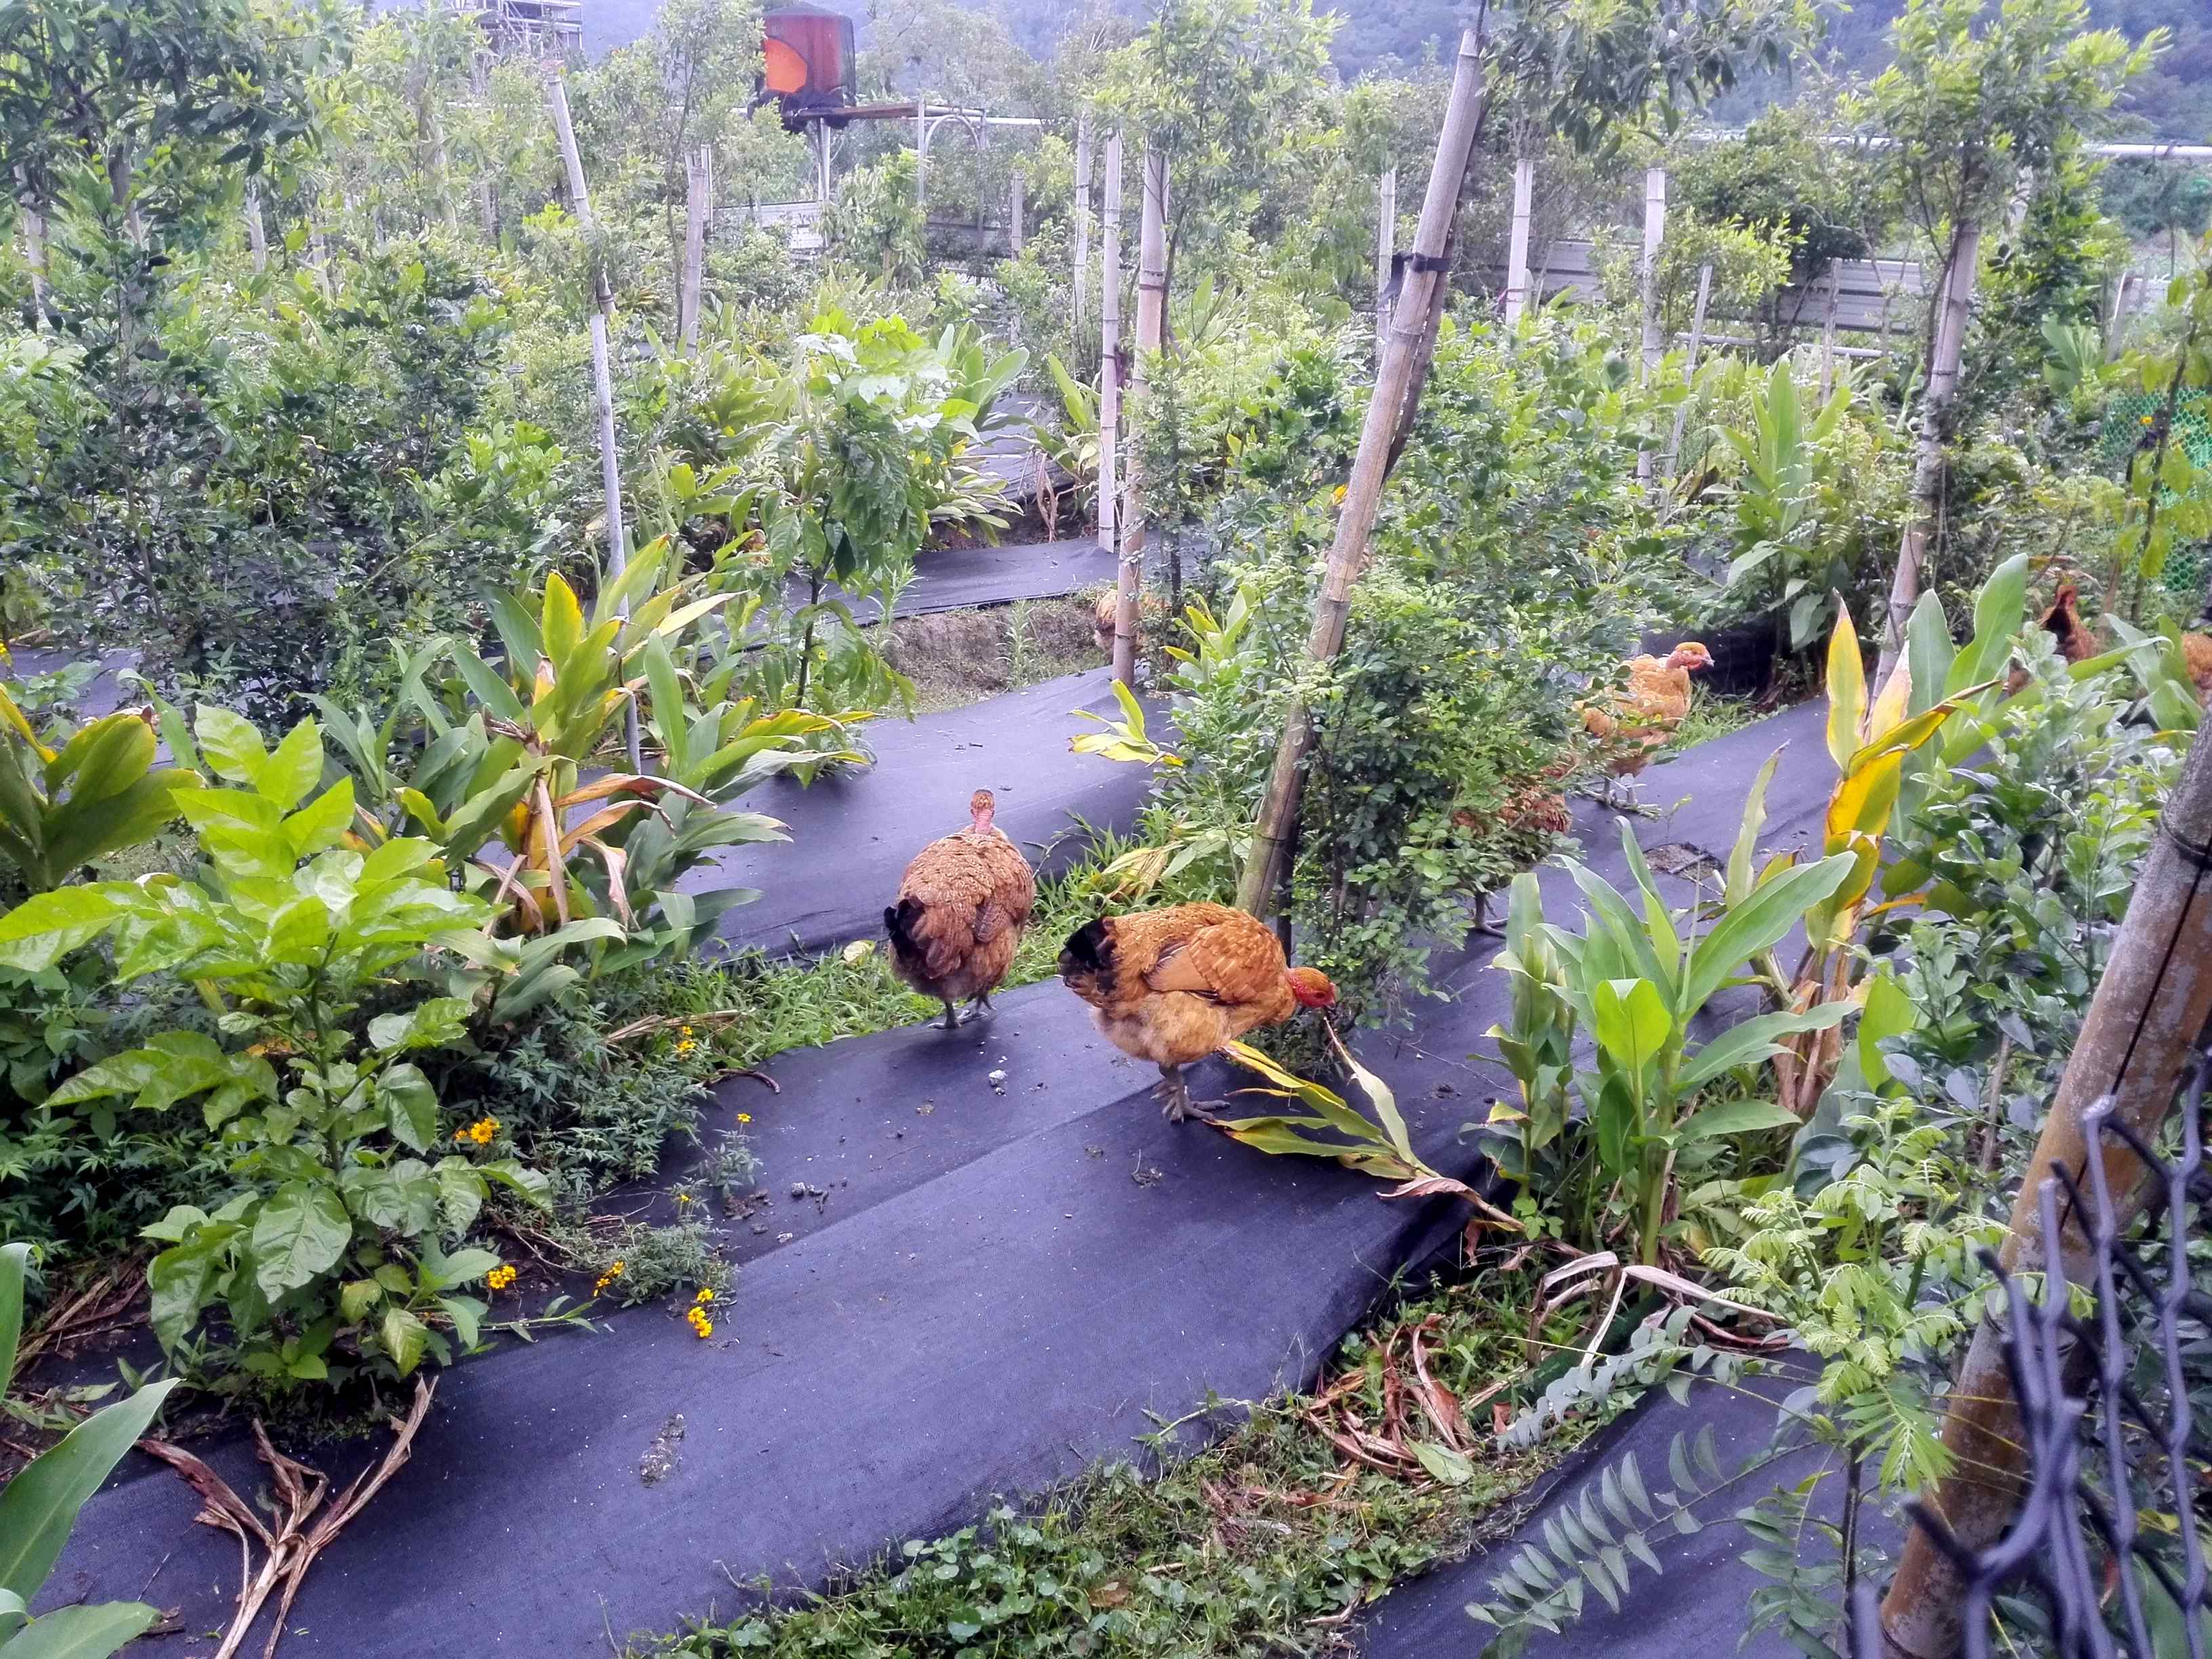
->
[1824, 602, 1866, 769]
[1681, 853, 1858, 1017]
[1676, 1002, 1853, 1092]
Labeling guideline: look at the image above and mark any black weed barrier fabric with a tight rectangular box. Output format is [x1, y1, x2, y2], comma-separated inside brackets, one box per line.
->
[48, 705, 1836, 1655]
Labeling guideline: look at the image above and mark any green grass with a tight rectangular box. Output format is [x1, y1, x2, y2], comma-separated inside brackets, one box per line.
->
[878, 596, 1106, 716]
[649, 821, 1223, 1070]
[1667, 685, 1763, 752]
[628, 1265, 1610, 1658]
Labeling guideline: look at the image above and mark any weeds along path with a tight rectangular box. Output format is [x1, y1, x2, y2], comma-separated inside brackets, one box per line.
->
[691, 664, 1160, 958]
[53, 703, 1832, 1656]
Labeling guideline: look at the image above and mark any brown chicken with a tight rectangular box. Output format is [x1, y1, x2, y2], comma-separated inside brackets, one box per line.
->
[1578, 642, 1713, 811]
[1090, 589, 1167, 655]
[1058, 903, 1338, 1122]
[2184, 632, 2212, 703]
[885, 790, 1036, 1031]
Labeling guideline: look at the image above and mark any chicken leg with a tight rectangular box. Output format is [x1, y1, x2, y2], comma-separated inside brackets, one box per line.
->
[937, 998, 964, 1032]
[1158, 1063, 1193, 1124]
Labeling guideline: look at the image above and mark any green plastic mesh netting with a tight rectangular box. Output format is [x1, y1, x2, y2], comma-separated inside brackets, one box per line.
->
[2098, 388, 2212, 598]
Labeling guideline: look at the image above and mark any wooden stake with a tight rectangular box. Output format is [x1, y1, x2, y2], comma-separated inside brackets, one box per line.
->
[1098, 132, 1123, 568]
[12, 168, 45, 331]
[1875, 216, 1980, 687]
[245, 180, 268, 273]
[1072, 115, 1092, 331]
[1503, 155, 1534, 325]
[1818, 261, 1839, 400]
[1235, 30, 1488, 918]
[1879, 714, 2212, 1659]
[1636, 165, 1668, 483]
[680, 144, 712, 354]
[1376, 166, 1397, 345]
[1112, 144, 1166, 687]
[1661, 262, 1714, 478]
[548, 70, 640, 770]
[1009, 168, 1024, 257]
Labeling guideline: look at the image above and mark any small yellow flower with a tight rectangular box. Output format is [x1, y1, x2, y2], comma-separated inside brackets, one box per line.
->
[695, 1288, 715, 1305]
[677, 1192, 694, 1206]
[680, 1025, 694, 1037]
[487, 1264, 517, 1292]
[455, 1115, 499, 1147]
[736, 1113, 752, 1124]
[695, 1319, 714, 1339]
[676, 1040, 698, 1057]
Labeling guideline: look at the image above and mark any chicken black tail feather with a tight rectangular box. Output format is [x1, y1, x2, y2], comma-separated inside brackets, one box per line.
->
[1057, 916, 1113, 980]
[885, 899, 926, 964]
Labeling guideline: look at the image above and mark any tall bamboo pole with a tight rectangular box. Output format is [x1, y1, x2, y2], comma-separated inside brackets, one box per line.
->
[1235, 30, 1488, 918]
[1098, 133, 1124, 572]
[1111, 146, 1167, 687]
[1503, 155, 1534, 325]
[1879, 714, 2212, 1659]
[1875, 216, 1980, 688]
[680, 144, 712, 355]
[1009, 169, 1024, 256]
[1376, 166, 1397, 345]
[548, 70, 641, 772]
[1072, 115, 1093, 332]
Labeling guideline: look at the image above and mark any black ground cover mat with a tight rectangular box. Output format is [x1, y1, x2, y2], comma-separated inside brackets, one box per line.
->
[47, 702, 1833, 1656]
[1355, 1369, 1860, 1659]
[691, 666, 1158, 958]
[830, 538, 1117, 624]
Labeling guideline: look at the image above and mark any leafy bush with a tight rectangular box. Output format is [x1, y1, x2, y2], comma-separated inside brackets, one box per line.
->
[7, 709, 548, 1389]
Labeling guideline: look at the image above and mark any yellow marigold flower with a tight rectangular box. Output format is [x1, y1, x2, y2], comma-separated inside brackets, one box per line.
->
[695, 1288, 715, 1305]
[677, 1192, 694, 1205]
[487, 1264, 517, 1292]
[680, 1025, 694, 1037]
[694, 1319, 714, 1339]
[736, 1113, 752, 1124]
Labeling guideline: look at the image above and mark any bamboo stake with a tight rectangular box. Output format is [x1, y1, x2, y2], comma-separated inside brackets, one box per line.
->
[1235, 30, 1488, 918]
[1661, 262, 1714, 478]
[1376, 166, 1397, 345]
[1098, 132, 1123, 569]
[1878, 714, 2212, 1659]
[680, 144, 711, 354]
[1875, 216, 1980, 688]
[245, 180, 268, 273]
[1072, 115, 1092, 331]
[1009, 168, 1024, 256]
[2104, 270, 2137, 363]
[1818, 261, 1839, 400]
[1636, 165, 1668, 483]
[1503, 155, 1534, 325]
[1112, 145, 1166, 687]
[12, 168, 45, 332]
[548, 70, 640, 771]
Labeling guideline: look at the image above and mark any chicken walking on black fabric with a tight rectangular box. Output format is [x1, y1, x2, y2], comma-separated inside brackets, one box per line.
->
[885, 790, 1036, 1031]
[1577, 641, 1713, 813]
[1057, 902, 1338, 1123]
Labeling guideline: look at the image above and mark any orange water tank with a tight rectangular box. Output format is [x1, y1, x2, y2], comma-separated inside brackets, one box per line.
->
[762, 5, 856, 118]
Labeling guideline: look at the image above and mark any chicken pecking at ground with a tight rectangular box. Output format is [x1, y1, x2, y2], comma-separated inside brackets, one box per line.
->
[1058, 902, 1338, 1122]
[885, 789, 1037, 1031]
[1576, 642, 1713, 813]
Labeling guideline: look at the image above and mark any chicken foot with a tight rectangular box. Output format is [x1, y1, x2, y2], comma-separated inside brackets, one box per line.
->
[936, 998, 965, 1031]
[1156, 1063, 1223, 1124]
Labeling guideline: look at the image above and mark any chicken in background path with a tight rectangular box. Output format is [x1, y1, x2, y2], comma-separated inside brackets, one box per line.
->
[886, 789, 1036, 1031]
[1577, 641, 1713, 813]
[1058, 903, 1338, 1122]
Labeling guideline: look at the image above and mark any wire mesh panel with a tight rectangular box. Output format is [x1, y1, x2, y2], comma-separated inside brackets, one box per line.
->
[1856, 1057, 2212, 1659]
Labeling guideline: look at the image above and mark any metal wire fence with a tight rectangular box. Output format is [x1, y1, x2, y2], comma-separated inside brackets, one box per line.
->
[1853, 1057, 2212, 1659]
